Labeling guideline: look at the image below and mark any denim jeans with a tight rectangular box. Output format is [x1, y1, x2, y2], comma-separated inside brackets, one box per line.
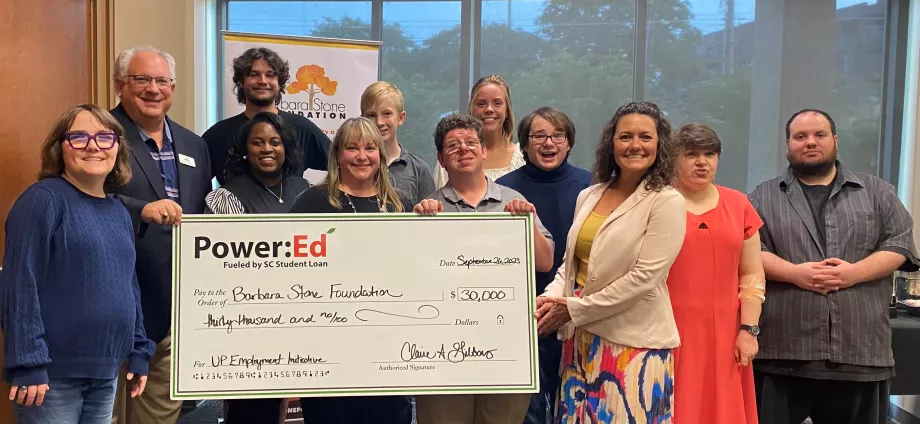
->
[14, 378, 117, 424]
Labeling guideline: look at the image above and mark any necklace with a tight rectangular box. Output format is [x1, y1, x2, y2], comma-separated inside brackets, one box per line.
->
[342, 191, 385, 213]
[263, 180, 284, 204]
[605, 186, 625, 214]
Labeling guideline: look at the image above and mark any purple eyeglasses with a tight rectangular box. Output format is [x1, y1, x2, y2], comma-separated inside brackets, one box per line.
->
[62, 131, 118, 150]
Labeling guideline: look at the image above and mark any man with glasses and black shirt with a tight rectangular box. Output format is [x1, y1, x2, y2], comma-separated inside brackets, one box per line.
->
[203, 47, 330, 185]
[109, 44, 212, 424]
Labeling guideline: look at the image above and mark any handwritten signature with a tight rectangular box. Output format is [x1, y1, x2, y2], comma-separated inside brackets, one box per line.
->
[400, 341, 496, 363]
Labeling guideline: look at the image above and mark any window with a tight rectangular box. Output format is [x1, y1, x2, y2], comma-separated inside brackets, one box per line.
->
[646, 0, 889, 191]
[227, 1, 372, 38]
[381, 1, 463, 165]
[646, 0, 756, 190]
[833, 0, 886, 176]
[479, 0, 636, 171]
[222, 0, 904, 189]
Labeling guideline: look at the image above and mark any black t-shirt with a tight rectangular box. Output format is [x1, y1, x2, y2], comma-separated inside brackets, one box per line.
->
[290, 185, 411, 214]
[202, 111, 331, 183]
[800, 181, 833, 250]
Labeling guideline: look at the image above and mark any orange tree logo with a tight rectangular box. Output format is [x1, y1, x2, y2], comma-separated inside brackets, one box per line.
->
[287, 65, 338, 111]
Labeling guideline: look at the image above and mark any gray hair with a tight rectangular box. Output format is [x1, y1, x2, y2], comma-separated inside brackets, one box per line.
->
[114, 44, 177, 82]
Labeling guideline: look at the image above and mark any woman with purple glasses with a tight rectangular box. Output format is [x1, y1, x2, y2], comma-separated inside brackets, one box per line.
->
[1, 104, 155, 424]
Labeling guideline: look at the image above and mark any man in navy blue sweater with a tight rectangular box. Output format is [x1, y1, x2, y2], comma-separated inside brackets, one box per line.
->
[496, 107, 591, 424]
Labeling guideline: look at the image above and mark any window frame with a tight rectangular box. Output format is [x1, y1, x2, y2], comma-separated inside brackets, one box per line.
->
[218, 0, 911, 187]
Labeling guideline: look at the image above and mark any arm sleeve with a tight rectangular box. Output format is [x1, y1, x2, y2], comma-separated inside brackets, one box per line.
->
[743, 197, 764, 240]
[747, 189, 776, 253]
[201, 126, 224, 181]
[1, 187, 58, 386]
[112, 194, 150, 235]
[566, 190, 687, 327]
[875, 182, 920, 271]
[304, 126, 331, 171]
[204, 189, 245, 215]
[415, 163, 437, 204]
[533, 212, 555, 254]
[127, 273, 155, 376]
[542, 261, 568, 297]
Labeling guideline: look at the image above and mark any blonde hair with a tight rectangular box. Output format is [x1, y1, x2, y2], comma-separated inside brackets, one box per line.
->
[324, 117, 404, 212]
[469, 75, 514, 144]
[360, 81, 405, 114]
[39, 104, 132, 191]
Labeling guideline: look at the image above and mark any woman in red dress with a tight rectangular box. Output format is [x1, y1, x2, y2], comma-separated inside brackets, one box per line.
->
[666, 124, 766, 424]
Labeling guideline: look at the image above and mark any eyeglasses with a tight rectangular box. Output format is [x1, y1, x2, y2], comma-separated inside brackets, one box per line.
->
[443, 139, 481, 155]
[529, 133, 567, 144]
[125, 75, 174, 89]
[62, 131, 118, 150]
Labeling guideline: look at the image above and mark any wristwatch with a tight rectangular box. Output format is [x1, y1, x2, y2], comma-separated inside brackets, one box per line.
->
[740, 324, 760, 336]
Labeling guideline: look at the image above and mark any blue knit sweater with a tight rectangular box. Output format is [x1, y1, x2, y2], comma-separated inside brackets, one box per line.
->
[1, 178, 155, 386]
[497, 159, 592, 293]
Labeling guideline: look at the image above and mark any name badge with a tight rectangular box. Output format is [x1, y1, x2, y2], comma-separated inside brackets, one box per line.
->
[178, 154, 196, 168]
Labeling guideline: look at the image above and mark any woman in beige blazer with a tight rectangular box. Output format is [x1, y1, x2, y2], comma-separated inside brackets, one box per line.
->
[537, 101, 686, 424]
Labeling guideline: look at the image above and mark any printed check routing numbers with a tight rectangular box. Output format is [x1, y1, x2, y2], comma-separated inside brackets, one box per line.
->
[170, 213, 539, 399]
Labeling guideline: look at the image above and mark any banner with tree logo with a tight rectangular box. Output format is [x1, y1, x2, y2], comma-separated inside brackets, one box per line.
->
[221, 31, 381, 139]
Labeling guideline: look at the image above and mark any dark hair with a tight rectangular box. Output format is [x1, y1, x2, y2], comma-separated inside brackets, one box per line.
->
[221, 112, 303, 184]
[785, 108, 837, 140]
[39, 104, 132, 191]
[674, 123, 722, 155]
[232, 47, 291, 106]
[593, 101, 674, 191]
[433, 113, 484, 153]
[517, 106, 576, 162]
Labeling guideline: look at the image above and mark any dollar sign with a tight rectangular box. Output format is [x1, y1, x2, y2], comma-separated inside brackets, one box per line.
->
[450, 290, 456, 299]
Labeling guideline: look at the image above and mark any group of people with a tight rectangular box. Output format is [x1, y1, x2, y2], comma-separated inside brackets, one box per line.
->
[1, 42, 917, 424]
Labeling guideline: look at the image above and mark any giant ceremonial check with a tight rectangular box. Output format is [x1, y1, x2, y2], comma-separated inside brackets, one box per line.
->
[170, 213, 539, 399]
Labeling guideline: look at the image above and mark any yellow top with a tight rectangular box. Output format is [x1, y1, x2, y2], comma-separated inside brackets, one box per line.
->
[574, 211, 608, 287]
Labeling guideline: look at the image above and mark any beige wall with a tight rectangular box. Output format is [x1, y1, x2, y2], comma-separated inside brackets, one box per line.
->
[113, 0, 213, 134]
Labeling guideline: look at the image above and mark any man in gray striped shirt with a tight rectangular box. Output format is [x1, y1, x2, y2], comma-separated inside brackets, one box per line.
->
[749, 109, 918, 424]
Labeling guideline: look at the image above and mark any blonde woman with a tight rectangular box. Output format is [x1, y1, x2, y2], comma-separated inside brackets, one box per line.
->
[290, 117, 406, 214]
[434, 75, 524, 188]
[289, 117, 409, 423]
[2, 104, 154, 423]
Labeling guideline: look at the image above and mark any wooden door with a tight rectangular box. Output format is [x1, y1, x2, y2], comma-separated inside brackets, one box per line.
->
[0, 1, 110, 421]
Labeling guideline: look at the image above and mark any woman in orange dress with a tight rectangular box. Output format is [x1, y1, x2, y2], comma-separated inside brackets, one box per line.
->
[666, 124, 766, 424]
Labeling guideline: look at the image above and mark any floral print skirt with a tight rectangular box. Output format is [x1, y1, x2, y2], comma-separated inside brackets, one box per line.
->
[555, 328, 674, 424]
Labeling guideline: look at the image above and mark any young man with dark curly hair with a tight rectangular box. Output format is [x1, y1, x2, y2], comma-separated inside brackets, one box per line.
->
[203, 47, 330, 184]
